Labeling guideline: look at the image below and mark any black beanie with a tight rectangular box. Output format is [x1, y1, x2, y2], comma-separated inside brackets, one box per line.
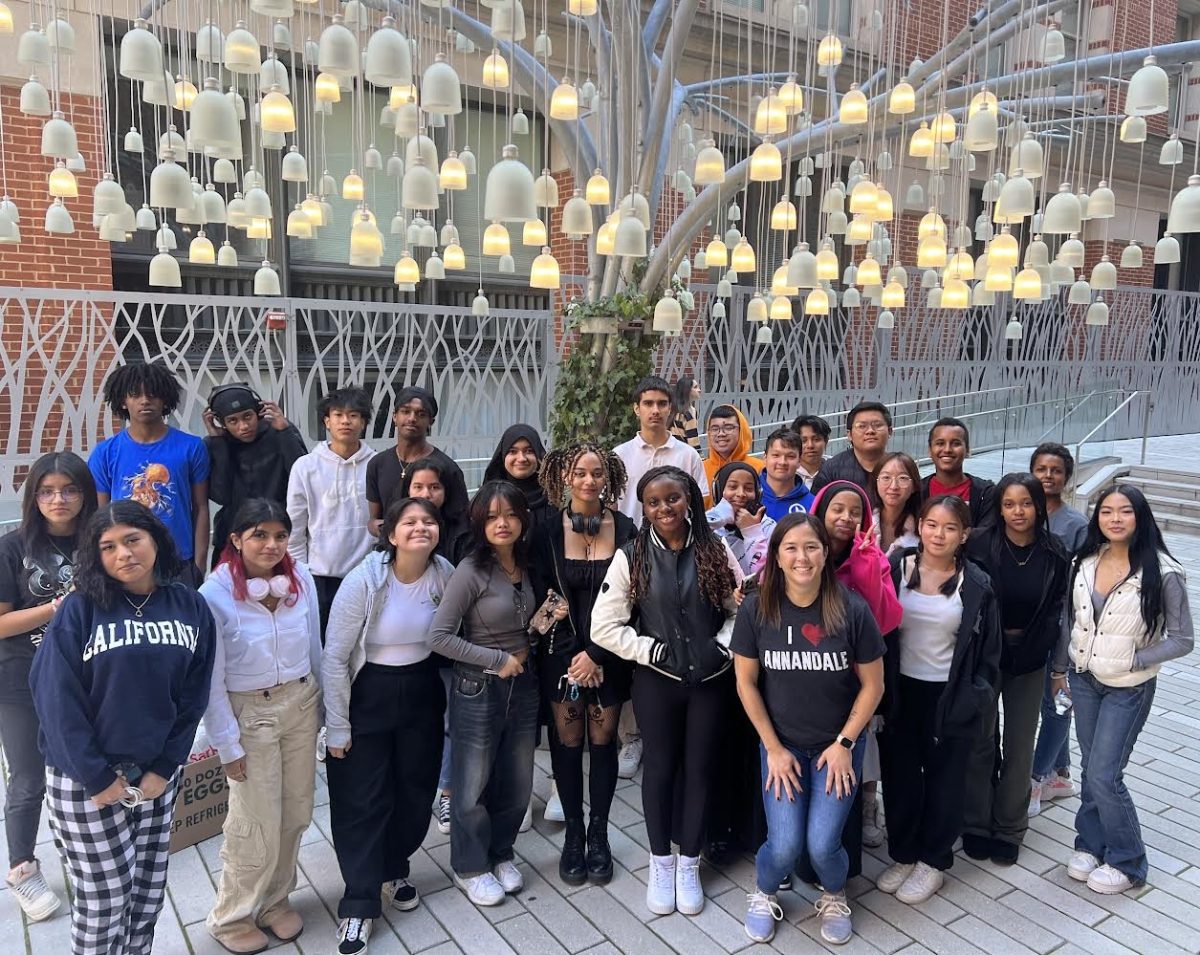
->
[209, 384, 260, 419]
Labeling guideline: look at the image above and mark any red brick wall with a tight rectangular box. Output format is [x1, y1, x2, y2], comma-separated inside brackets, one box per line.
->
[0, 86, 114, 458]
[0, 87, 113, 291]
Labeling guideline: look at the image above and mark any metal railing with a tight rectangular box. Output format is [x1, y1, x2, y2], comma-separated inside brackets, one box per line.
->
[1074, 391, 1155, 469]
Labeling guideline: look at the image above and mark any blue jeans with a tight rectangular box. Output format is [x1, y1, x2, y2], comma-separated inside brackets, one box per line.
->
[449, 666, 539, 877]
[1070, 670, 1155, 884]
[755, 739, 864, 895]
[1031, 663, 1072, 780]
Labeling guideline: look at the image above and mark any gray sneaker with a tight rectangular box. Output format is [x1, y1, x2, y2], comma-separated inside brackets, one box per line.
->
[816, 891, 853, 945]
[743, 890, 783, 943]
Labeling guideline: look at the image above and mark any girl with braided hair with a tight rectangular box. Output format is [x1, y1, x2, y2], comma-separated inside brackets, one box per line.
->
[875, 495, 1001, 907]
[529, 443, 637, 887]
[592, 466, 742, 917]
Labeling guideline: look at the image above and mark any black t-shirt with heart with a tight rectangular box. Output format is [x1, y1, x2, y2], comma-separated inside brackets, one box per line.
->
[731, 587, 885, 750]
[0, 530, 77, 702]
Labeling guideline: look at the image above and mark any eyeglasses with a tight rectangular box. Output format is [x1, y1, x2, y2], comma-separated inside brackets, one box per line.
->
[36, 487, 82, 503]
[852, 420, 888, 433]
[708, 425, 739, 436]
[877, 475, 913, 486]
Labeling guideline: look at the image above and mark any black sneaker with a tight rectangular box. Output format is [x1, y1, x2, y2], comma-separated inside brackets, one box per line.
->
[962, 833, 995, 861]
[436, 792, 451, 835]
[585, 816, 614, 885]
[989, 841, 1019, 867]
[337, 917, 370, 955]
[386, 878, 420, 911]
[779, 873, 793, 891]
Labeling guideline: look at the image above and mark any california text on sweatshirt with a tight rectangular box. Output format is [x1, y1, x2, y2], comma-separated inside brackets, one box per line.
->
[286, 441, 377, 577]
[29, 583, 216, 795]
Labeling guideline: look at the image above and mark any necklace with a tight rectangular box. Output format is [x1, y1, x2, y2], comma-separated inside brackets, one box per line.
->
[1004, 536, 1035, 567]
[124, 591, 154, 617]
[49, 538, 74, 565]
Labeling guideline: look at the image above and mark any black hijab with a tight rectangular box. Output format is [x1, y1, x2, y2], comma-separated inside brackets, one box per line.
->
[484, 424, 549, 515]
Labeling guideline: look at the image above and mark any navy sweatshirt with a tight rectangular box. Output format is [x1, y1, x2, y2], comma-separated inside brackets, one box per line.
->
[30, 583, 216, 795]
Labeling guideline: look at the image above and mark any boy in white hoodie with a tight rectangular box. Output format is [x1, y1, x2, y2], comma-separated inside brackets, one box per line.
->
[287, 386, 377, 639]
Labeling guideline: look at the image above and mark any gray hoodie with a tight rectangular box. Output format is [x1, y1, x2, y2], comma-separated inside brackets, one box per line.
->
[286, 441, 377, 577]
[321, 550, 454, 749]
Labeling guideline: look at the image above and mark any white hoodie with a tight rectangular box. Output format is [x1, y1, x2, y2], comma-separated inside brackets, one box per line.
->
[200, 562, 324, 763]
[286, 441, 377, 577]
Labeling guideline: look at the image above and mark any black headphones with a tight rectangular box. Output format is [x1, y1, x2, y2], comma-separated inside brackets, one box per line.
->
[567, 504, 603, 537]
[208, 382, 264, 417]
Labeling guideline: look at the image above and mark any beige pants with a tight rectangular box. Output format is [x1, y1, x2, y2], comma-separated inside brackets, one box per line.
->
[207, 677, 321, 941]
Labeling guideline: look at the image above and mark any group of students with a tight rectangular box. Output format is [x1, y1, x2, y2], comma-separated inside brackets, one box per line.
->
[0, 363, 1192, 954]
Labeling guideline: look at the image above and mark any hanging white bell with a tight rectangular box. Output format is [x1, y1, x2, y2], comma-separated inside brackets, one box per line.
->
[282, 147, 308, 181]
[20, 77, 51, 116]
[119, 18, 162, 81]
[319, 16, 359, 77]
[1155, 233, 1181, 263]
[224, 21, 261, 74]
[1120, 241, 1143, 269]
[1161, 135, 1184, 165]
[533, 169, 560, 207]
[365, 17, 413, 87]
[534, 30, 552, 57]
[422, 53, 462, 114]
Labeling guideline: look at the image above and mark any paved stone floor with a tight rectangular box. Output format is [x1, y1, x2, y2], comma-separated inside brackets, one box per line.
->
[5, 438, 1200, 954]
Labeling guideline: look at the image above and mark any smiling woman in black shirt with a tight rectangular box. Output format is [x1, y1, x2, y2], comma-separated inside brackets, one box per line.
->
[731, 514, 884, 946]
[0, 452, 97, 924]
[964, 473, 1068, 865]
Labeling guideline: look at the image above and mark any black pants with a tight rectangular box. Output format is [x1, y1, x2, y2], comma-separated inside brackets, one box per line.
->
[0, 699, 45, 867]
[632, 667, 728, 857]
[326, 660, 445, 919]
[706, 674, 766, 856]
[879, 675, 971, 871]
[312, 574, 344, 645]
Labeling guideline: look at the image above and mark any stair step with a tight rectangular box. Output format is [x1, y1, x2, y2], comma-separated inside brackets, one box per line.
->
[1140, 494, 1200, 518]
[1124, 466, 1200, 488]
[1158, 511, 1200, 537]
[1122, 478, 1200, 504]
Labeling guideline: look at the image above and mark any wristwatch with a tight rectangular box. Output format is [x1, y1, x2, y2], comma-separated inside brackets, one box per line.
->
[836, 734, 854, 750]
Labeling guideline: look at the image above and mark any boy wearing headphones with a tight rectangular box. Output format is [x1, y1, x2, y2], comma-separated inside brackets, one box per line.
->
[203, 384, 308, 568]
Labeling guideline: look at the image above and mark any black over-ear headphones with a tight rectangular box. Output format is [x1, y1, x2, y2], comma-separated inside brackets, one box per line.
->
[568, 505, 603, 537]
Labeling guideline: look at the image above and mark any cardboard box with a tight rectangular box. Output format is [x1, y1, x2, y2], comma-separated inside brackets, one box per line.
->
[169, 755, 229, 853]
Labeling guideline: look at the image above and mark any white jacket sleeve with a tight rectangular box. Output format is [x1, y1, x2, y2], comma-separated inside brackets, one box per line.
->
[286, 461, 310, 563]
[299, 564, 324, 689]
[320, 565, 369, 750]
[589, 549, 658, 665]
[716, 538, 744, 649]
[200, 599, 243, 764]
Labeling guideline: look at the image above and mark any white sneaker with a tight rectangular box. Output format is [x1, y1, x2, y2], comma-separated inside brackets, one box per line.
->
[1028, 779, 1043, 817]
[1067, 850, 1102, 881]
[493, 860, 523, 894]
[5, 860, 61, 922]
[544, 780, 565, 823]
[895, 862, 943, 904]
[646, 853, 676, 915]
[453, 871, 506, 907]
[816, 891, 853, 945]
[676, 854, 704, 915]
[743, 891, 783, 943]
[1043, 773, 1076, 800]
[1087, 863, 1133, 895]
[876, 861, 915, 895]
[519, 801, 533, 832]
[337, 916, 371, 955]
[618, 738, 643, 779]
[316, 725, 328, 762]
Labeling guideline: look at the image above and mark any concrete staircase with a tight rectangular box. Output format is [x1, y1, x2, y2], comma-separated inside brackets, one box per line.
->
[1080, 465, 1200, 536]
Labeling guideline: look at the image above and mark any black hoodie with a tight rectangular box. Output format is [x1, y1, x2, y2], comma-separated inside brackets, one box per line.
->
[205, 421, 307, 566]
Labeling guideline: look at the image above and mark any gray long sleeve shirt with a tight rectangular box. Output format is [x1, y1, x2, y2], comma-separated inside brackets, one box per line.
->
[428, 554, 534, 671]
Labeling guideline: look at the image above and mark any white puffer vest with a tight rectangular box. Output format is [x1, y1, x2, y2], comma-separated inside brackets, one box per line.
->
[1068, 551, 1185, 688]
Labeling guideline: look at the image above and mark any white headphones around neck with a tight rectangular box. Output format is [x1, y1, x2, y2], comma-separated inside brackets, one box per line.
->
[246, 575, 293, 601]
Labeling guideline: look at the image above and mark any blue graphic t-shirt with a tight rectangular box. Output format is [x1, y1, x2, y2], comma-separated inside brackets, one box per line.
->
[89, 427, 211, 560]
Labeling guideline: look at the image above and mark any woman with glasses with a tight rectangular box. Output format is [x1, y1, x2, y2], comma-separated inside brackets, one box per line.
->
[0, 452, 97, 923]
[870, 453, 922, 557]
[429, 481, 537, 909]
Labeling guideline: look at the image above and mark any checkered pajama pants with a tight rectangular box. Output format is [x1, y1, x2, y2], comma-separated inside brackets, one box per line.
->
[44, 767, 181, 955]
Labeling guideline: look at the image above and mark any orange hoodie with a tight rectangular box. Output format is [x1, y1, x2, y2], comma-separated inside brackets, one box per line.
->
[702, 406, 764, 504]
